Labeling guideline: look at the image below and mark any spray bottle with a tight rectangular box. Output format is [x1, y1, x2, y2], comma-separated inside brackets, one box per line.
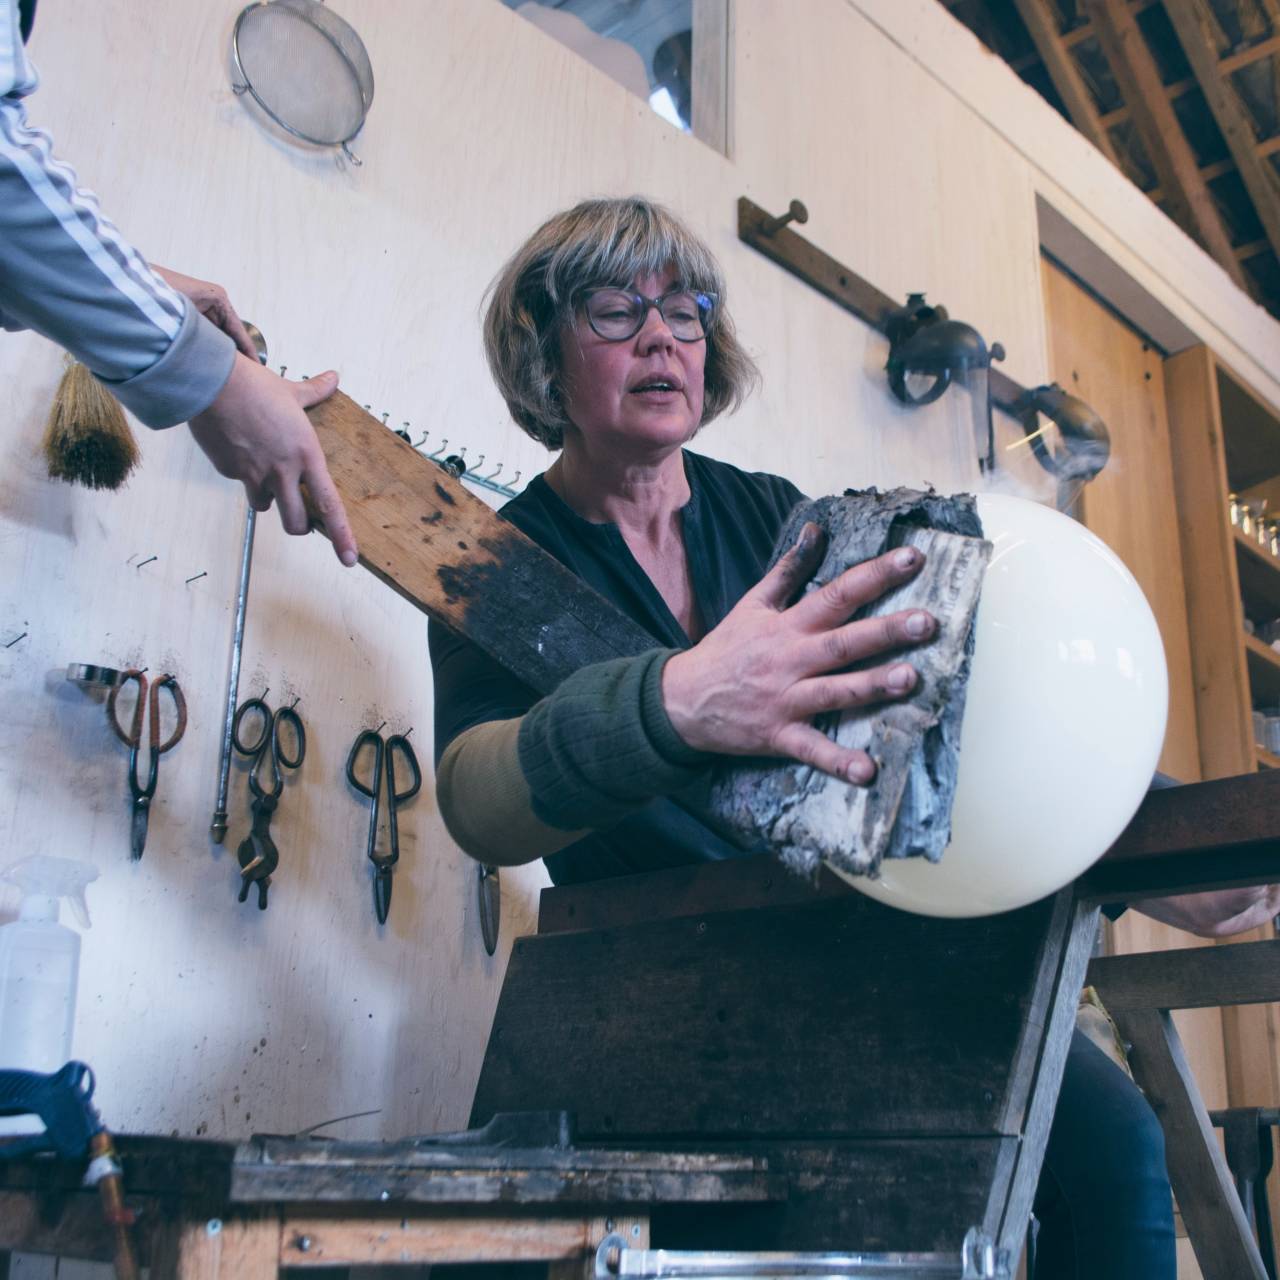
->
[0, 856, 98, 1133]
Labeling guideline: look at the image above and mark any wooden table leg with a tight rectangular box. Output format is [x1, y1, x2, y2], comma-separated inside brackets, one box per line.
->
[151, 1210, 281, 1280]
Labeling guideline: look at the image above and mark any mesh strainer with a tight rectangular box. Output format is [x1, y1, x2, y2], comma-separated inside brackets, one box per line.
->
[232, 0, 375, 164]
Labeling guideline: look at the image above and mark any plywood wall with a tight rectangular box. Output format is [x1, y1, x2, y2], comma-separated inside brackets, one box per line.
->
[0, 0, 1275, 1147]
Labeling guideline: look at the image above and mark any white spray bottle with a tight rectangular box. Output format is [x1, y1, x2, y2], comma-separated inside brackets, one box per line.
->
[0, 856, 99, 1133]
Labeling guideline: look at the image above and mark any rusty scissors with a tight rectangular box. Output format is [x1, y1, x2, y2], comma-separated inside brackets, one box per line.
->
[346, 728, 422, 924]
[107, 670, 187, 860]
[232, 693, 306, 909]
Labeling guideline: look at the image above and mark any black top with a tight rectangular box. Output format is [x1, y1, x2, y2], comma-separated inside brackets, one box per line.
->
[428, 448, 806, 885]
[19, 0, 36, 42]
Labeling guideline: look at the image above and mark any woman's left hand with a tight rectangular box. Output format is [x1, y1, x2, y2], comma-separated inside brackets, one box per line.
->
[1135, 886, 1280, 937]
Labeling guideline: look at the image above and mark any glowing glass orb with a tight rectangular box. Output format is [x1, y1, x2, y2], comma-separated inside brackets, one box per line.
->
[834, 492, 1168, 918]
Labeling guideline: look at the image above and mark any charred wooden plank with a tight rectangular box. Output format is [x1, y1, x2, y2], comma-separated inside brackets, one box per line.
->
[306, 392, 656, 694]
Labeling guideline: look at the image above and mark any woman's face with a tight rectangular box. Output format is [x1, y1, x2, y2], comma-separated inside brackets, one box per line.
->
[557, 266, 707, 457]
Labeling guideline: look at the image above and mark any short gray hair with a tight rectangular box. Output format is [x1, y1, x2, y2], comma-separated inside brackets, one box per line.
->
[482, 196, 760, 449]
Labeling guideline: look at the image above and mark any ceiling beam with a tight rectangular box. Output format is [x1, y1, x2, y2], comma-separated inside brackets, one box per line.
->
[1163, 0, 1280, 273]
[1011, 0, 1122, 162]
[1083, 0, 1249, 287]
[1061, 0, 1161, 48]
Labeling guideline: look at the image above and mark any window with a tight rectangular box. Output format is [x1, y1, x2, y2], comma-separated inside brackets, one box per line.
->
[502, 0, 730, 153]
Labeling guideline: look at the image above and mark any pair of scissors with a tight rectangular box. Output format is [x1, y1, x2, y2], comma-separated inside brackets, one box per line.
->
[232, 693, 306, 909]
[346, 728, 422, 924]
[107, 671, 187, 860]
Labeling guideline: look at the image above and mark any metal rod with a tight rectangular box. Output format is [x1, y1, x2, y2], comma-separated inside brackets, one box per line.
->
[596, 1228, 1008, 1280]
[210, 504, 256, 843]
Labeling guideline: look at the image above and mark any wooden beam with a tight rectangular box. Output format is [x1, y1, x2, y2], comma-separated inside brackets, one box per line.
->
[1088, 938, 1280, 1010]
[1164, 0, 1280, 270]
[1012, 0, 1122, 162]
[1084, 0, 1250, 288]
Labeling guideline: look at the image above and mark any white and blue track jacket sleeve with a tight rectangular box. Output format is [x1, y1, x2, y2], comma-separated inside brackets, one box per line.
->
[1, 0, 235, 427]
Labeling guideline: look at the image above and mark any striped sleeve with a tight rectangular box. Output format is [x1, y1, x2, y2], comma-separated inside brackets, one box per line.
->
[0, 5, 234, 427]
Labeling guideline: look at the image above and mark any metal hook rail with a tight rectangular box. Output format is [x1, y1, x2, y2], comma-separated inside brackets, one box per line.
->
[357, 403, 524, 499]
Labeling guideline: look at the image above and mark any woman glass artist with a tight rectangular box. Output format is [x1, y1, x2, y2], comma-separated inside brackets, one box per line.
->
[430, 196, 1276, 1278]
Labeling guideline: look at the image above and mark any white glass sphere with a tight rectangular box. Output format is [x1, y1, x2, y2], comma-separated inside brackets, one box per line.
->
[833, 492, 1168, 918]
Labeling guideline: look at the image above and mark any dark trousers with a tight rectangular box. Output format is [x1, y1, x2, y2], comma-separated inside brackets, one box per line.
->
[1033, 1029, 1177, 1279]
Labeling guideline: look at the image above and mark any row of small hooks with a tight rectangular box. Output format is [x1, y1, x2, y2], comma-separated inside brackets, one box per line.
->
[361, 405, 524, 499]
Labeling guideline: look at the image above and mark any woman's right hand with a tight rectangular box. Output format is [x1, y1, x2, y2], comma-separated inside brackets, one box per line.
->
[661, 522, 936, 785]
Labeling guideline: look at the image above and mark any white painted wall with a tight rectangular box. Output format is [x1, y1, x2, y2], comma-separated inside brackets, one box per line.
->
[1, 0, 1276, 1150]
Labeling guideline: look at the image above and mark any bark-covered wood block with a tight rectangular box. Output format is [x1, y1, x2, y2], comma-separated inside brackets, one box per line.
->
[709, 489, 991, 880]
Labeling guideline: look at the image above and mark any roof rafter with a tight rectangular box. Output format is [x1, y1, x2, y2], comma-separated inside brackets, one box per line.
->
[1011, 0, 1122, 161]
[1082, 0, 1250, 288]
[1163, 0, 1280, 272]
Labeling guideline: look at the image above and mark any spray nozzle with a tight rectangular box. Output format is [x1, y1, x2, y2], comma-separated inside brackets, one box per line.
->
[2, 856, 99, 929]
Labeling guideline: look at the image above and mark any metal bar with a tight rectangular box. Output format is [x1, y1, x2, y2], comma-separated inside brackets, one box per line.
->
[210, 504, 256, 843]
[595, 1229, 1010, 1280]
[736, 199, 1028, 416]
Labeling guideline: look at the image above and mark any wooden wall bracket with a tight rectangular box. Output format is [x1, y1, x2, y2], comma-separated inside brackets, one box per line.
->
[737, 197, 1031, 415]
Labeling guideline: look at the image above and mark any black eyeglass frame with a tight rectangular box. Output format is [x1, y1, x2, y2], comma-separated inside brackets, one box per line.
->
[578, 286, 717, 343]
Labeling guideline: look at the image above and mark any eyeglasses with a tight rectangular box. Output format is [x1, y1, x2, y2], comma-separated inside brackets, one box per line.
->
[580, 287, 716, 343]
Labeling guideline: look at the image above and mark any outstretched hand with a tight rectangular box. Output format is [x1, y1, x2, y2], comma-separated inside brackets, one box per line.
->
[188, 355, 358, 567]
[661, 522, 937, 785]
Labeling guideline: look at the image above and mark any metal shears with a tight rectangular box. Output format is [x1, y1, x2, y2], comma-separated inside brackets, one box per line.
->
[232, 693, 306, 909]
[107, 670, 187, 860]
[345, 728, 422, 924]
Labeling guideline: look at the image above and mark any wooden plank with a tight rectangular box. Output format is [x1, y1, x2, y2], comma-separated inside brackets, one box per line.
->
[1083, 0, 1250, 289]
[151, 1213, 281, 1280]
[231, 1151, 777, 1207]
[1164, 0, 1280, 270]
[1081, 771, 1280, 899]
[305, 392, 656, 696]
[275, 1212, 628, 1269]
[1012, 0, 1122, 164]
[474, 889, 1059, 1140]
[0, 1189, 123, 1262]
[1164, 345, 1256, 781]
[1089, 938, 1280, 1009]
[1113, 1008, 1268, 1279]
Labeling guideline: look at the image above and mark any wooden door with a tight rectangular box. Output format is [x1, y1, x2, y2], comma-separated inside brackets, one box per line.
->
[1041, 262, 1231, 1183]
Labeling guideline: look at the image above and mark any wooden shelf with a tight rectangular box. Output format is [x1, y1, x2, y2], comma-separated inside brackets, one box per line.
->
[1234, 528, 1280, 620]
[1245, 632, 1280, 704]
[1257, 746, 1280, 770]
[1220, 362, 1280, 491]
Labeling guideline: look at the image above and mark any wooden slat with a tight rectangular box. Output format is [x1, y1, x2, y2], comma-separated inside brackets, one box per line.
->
[1088, 938, 1280, 1010]
[1113, 1008, 1268, 1280]
[1012, 0, 1122, 163]
[1084, 0, 1250, 288]
[1164, 0, 1280, 270]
